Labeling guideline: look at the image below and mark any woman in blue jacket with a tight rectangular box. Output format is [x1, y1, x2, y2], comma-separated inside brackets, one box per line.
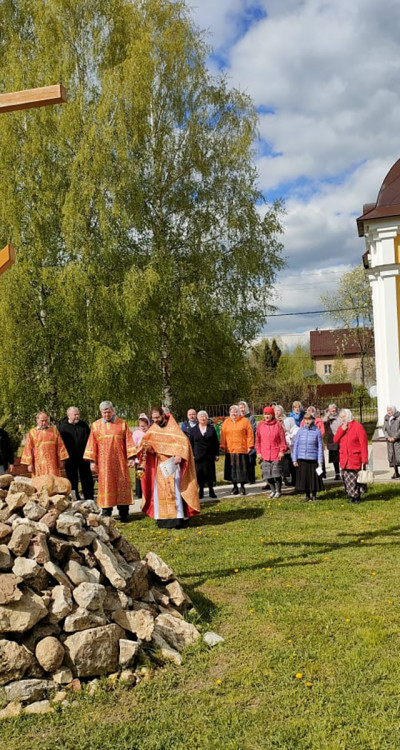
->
[292, 412, 324, 502]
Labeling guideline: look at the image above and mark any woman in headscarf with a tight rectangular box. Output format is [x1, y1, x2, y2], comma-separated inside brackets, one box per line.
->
[383, 406, 400, 479]
[292, 412, 324, 502]
[256, 406, 287, 498]
[189, 410, 219, 499]
[274, 405, 298, 487]
[131, 413, 150, 499]
[334, 409, 369, 502]
[220, 405, 254, 495]
[238, 401, 257, 484]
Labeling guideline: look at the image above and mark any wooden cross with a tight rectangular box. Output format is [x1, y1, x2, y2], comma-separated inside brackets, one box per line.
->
[0, 84, 67, 275]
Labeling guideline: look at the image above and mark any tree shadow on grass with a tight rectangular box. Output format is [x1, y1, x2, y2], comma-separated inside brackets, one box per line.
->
[188, 505, 265, 527]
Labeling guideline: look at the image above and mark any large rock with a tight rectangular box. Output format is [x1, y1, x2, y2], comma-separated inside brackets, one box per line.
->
[47, 536, 73, 561]
[38, 509, 60, 531]
[8, 479, 36, 497]
[50, 585, 74, 620]
[0, 588, 48, 633]
[127, 560, 149, 599]
[27, 533, 51, 564]
[6, 492, 29, 513]
[0, 701, 22, 719]
[118, 639, 140, 668]
[0, 545, 12, 572]
[12, 557, 50, 591]
[24, 699, 53, 715]
[0, 640, 38, 686]
[0, 573, 23, 604]
[154, 613, 201, 652]
[63, 607, 107, 632]
[52, 667, 73, 684]
[114, 536, 140, 562]
[145, 552, 174, 581]
[35, 637, 65, 672]
[23, 501, 47, 522]
[22, 621, 61, 652]
[151, 630, 182, 666]
[0, 474, 14, 489]
[3, 678, 56, 704]
[63, 624, 125, 677]
[92, 539, 131, 590]
[49, 495, 70, 512]
[31, 475, 71, 496]
[56, 513, 84, 538]
[103, 588, 130, 612]
[71, 530, 96, 548]
[165, 579, 192, 610]
[73, 582, 106, 611]
[7, 525, 32, 556]
[44, 561, 73, 588]
[112, 609, 154, 641]
[0, 522, 12, 542]
[64, 559, 101, 586]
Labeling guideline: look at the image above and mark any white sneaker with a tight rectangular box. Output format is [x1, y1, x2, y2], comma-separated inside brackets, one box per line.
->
[273, 492, 281, 499]
[269, 491, 275, 498]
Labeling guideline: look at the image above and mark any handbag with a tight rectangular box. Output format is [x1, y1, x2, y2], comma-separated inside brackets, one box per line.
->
[357, 468, 374, 485]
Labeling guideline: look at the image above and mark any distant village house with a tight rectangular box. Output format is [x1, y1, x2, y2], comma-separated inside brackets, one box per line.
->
[310, 328, 375, 386]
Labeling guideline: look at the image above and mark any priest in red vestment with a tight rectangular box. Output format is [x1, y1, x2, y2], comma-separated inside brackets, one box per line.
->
[135, 406, 200, 529]
[83, 401, 135, 521]
[21, 412, 69, 476]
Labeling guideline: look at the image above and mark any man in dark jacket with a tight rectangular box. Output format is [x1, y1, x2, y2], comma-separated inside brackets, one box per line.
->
[59, 407, 93, 500]
[0, 427, 14, 475]
[180, 408, 198, 439]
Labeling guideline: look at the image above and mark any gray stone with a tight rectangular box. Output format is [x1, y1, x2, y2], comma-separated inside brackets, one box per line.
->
[63, 559, 101, 586]
[63, 624, 125, 677]
[49, 494, 70, 512]
[154, 613, 201, 653]
[44, 561, 73, 588]
[80, 500, 100, 514]
[203, 631, 225, 647]
[50, 585, 73, 620]
[27, 533, 51, 564]
[3, 678, 56, 704]
[0, 588, 48, 633]
[8, 479, 36, 496]
[80, 548, 98, 569]
[52, 667, 73, 684]
[112, 609, 154, 641]
[151, 585, 170, 607]
[24, 699, 53, 715]
[6, 491, 29, 513]
[7, 525, 32, 556]
[103, 588, 131, 612]
[92, 525, 110, 543]
[114, 536, 140, 562]
[0, 573, 23, 604]
[12, 556, 39, 579]
[118, 639, 139, 668]
[0, 474, 14, 489]
[63, 607, 107, 632]
[0, 701, 22, 719]
[38, 509, 60, 531]
[165, 579, 192, 610]
[92, 539, 131, 590]
[47, 536, 73, 561]
[35, 637, 65, 672]
[119, 669, 136, 686]
[145, 552, 174, 581]
[73, 582, 106, 611]
[0, 640, 38, 686]
[23, 500, 47, 521]
[12, 517, 50, 535]
[71, 530, 96, 548]
[127, 560, 149, 599]
[151, 630, 182, 665]
[0, 522, 12, 542]
[0, 545, 12, 572]
[56, 513, 84, 538]
[100, 517, 121, 542]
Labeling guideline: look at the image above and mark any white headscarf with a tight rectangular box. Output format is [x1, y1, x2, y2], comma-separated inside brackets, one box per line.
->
[340, 408, 353, 423]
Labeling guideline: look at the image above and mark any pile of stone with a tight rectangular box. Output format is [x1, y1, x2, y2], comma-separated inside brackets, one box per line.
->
[0, 473, 200, 718]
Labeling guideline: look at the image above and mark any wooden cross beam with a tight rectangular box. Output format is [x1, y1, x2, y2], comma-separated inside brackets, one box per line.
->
[0, 84, 67, 114]
[0, 84, 67, 276]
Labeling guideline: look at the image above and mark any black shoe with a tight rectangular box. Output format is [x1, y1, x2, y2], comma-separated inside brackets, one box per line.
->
[334, 474, 341, 480]
[240, 486, 246, 496]
[391, 473, 400, 479]
[119, 515, 130, 523]
[300, 496, 309, 503]
[209, 490, 217, 498]
[199, 487, 204, 499]
[232, 487, 239, 495]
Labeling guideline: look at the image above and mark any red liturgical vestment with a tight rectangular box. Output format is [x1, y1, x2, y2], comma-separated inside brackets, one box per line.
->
[21, 426, 69, 476]
[83, 417, 134, 508]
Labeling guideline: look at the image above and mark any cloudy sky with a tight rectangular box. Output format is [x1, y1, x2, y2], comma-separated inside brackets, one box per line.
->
[188, 0, 400, 346]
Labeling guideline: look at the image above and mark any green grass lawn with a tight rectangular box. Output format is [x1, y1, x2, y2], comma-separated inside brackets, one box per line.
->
[2, 483, 400, 749]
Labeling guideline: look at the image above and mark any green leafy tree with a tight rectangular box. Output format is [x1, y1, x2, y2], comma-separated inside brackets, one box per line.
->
[271, 338, 282, 368]
[320, 265, 374, 387]
[0, 0, 283, 426]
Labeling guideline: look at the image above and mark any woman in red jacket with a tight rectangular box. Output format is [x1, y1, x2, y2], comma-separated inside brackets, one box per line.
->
[334, 409, 369, 503]
[256, 406, 287, 498]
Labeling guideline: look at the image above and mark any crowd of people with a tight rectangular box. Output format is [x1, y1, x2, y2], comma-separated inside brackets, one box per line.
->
[0, 400, 397, 530]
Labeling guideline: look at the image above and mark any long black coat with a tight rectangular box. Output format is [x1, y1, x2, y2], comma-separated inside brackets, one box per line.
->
[190, 424, 219, 486]
[0, 428, 14, 469]
[58, 418, 91, 461]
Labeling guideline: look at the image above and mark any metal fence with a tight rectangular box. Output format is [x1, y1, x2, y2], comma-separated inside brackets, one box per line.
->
[199, 397, 377, 425]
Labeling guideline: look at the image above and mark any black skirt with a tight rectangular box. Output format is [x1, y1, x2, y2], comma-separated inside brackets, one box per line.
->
[296, 459, 324, 494]
[195, 457, 216, 487]
[224, 453, 250, 483]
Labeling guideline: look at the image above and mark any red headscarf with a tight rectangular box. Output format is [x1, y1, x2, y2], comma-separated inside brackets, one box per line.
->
[263, 406, 275, 415]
